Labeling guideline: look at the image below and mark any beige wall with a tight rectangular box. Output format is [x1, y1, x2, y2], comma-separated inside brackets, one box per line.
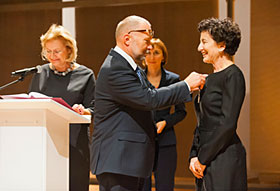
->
[251, 0, 280, 174]
[233, 0, 251, 172]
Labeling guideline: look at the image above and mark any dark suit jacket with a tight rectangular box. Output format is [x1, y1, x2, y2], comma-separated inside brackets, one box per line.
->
[90, 49, 192, 178]
[146, 68, 187, 147]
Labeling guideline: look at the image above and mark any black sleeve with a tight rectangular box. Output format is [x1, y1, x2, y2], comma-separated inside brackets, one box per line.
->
[189, 127, 200, 161]
[82, 72, 96, 117]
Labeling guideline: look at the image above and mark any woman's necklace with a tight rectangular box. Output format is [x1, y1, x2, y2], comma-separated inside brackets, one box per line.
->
[50, 63, 74, 76]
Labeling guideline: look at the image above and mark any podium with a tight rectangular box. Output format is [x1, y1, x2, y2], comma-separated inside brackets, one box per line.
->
[0, 99, 91, 191]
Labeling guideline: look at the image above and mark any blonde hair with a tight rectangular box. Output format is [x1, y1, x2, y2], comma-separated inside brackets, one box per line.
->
[40, 24, 77, 62]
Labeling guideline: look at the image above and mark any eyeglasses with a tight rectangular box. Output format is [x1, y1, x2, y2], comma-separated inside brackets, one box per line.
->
[128, 29, 154, 37]
[44, 49, 63, 56]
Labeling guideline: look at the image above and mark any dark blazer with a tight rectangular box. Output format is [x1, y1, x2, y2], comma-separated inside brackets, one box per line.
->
[90, 49, 192, 178]
[147, 68, 187, 147]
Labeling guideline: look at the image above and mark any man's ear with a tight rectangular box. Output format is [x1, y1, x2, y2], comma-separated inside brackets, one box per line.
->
[124, 34, 130, 46]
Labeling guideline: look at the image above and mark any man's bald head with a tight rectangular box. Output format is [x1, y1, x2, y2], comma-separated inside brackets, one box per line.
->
[115, 15, 151, 43]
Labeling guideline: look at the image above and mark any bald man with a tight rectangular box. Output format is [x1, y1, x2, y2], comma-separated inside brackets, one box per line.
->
[90, 15, 206, 191]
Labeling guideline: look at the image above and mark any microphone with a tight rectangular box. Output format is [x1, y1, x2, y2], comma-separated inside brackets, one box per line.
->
[11, 65, 42, 77]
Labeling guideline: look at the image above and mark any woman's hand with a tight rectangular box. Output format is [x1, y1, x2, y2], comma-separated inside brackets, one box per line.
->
[189, 157, 206, 179]
[72, 104, 87, 115]
[196, 159, 206, 176]
[156, 120, 166, 134]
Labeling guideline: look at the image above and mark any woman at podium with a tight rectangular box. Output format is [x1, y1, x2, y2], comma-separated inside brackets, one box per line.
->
[29, 24, 95, 191]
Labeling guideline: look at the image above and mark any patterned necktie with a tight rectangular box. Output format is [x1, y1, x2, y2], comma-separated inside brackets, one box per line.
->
[135, 67, 143, 84]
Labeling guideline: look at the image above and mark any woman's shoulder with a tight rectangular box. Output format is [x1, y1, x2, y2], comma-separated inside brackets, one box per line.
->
[38, 63, 51, 73]
[161, 69, 181, 85]
[41, 63, 50, 69]
[221, 64, 245, 88]
[224, 64, 244, 79]
[212, 64, 244, 79]
[164, 69, 180, 79]
[74, 63, 95, 75]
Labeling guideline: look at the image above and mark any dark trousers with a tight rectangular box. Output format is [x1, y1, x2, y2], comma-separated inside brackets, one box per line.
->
[96, 173, 145, 191]
[143, 145, 177, 191]
[70, 126, 90, 191]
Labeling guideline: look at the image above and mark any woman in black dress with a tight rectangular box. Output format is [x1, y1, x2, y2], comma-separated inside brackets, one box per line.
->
[143, 38, 187, 191]
[189, 18, 247, 190]
[29, 24, 95, 191]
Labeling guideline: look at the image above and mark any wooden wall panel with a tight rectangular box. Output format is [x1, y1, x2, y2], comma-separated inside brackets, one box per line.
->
[0, 9, 61, 95]
[0, 0, 59, 5]
[251, 0, 280, 174]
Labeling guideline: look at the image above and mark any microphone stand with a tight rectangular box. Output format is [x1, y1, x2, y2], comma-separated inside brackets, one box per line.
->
[0, 74, 25, 91]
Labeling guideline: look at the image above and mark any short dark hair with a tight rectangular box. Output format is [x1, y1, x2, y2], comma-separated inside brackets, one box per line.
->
[198, 17, 241, 56]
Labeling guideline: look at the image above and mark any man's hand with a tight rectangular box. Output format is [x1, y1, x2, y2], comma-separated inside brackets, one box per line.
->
[184, 72, 207, 92]
[156, 120, 166, 134]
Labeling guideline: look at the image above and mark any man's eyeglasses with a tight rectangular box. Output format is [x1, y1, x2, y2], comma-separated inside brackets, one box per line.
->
[128, 29, 154, 37]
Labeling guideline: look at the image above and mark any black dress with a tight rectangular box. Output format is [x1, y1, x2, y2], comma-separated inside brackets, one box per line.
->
[29, 63, 95, 191]
[189, 64, 247, 191]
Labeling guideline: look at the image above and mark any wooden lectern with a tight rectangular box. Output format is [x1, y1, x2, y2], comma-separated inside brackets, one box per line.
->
[0, 99, 91, 191]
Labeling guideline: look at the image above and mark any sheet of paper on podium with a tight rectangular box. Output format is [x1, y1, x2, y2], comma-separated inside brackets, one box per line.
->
[0, 92, 74, 111]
